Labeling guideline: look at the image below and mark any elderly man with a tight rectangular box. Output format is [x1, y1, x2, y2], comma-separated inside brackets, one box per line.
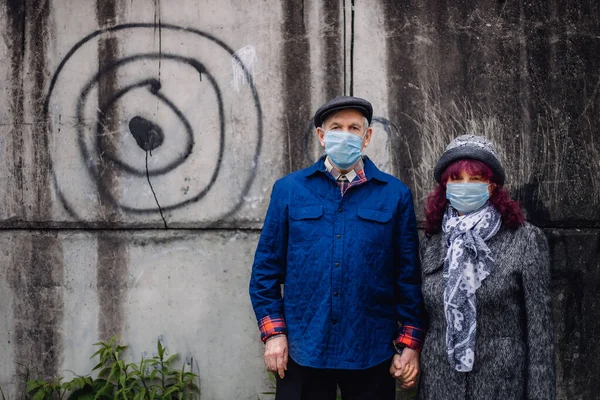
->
[249, 96, 425, 400]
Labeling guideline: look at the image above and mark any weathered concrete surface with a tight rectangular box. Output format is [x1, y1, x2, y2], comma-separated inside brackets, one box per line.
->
[0, 0, 599, 399]
[380, 0, 600, 224]
[0, 0, 287, 229]
[0, 230, 270, 399]
[549, 229, 600, 399]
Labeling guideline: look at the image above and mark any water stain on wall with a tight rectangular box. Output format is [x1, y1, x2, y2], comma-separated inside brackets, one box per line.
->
[381, 1, 422, 194]
[5, 0, 63, 390]
[6, 0, 26, 216]
[8, 233, 64, 391]
[321, 0, 343, 101]
[29, 0, 53, 220]
[95, 0, 128, 340]
[96, 234, 129, 340]
[281, 0, 312, 173]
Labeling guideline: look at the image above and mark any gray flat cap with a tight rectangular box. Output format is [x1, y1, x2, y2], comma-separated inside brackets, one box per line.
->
[434, 134, 505, 185]
[313, 96, 373, 128]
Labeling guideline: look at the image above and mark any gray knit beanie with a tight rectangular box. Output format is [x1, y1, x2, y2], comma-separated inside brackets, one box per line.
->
[434, 134, 505, 185]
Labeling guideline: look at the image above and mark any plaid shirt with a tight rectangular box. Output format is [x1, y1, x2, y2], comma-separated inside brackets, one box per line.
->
[324, 157, 367, 196]
[257, 156, 425, 352]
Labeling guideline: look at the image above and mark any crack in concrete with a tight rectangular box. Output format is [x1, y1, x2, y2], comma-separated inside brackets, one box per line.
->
[145, 150, 168, 228]
[343, 0, 356, 96]
[350, 0, 355, 96]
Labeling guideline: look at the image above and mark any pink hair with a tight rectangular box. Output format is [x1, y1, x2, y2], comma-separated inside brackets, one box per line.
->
[424, 159, 525, 235]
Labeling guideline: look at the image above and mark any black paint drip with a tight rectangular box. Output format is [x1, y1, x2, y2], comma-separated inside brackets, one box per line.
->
[128, 116, 164, 151]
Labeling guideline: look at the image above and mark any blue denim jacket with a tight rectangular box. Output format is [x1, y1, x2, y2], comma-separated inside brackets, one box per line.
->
[249, 156, 425, 369]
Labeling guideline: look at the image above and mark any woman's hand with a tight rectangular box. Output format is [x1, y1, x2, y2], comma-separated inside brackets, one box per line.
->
[389, 348, 420, 389]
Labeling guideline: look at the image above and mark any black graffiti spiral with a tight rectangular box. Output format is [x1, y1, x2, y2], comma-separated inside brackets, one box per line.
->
[44, 23, 262, 223]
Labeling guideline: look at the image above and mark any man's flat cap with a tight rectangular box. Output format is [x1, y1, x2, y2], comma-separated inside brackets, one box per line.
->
[313, 96, 373, 128]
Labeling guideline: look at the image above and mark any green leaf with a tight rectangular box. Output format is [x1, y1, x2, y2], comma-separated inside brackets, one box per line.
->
[185, 383, 199, 391]
[90, 347, 105, 360]
[32, 390, 48, 400]
[96, 367, 112, 379]
[92, 361, 107, 372]
[67, 385, 94, 400]
[163, 387, 179, 397]
[26, 380, 45, 392]
[93, 382, 113, 400]
[157, 340, 164, 359]
[164, 354, 179, 365]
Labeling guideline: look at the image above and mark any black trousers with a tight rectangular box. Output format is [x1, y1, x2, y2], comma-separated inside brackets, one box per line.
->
[275, 357, 396, 400]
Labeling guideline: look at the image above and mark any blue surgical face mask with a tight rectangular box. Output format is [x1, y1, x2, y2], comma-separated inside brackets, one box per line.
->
[446, 183, 490, 214]
[323, 130, 364, 170]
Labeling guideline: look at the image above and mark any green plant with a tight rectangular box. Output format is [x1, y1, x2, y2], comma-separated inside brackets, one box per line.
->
[26, 337, 199, 400]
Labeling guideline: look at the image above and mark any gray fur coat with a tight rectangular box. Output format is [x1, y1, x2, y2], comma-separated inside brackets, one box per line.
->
[418, 222, 555, 399]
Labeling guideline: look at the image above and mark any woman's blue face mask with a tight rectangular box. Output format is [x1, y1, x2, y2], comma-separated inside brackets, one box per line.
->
[446, 183, 491, 214]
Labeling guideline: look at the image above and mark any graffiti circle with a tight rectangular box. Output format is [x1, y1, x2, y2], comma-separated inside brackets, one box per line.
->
[44, 23, 262, 223]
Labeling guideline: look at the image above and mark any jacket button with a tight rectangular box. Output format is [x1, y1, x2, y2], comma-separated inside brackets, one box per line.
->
[338, 208, 343, 213]
[336, 234, 341, 239]
[335, 262, 340, 267]
[334, 292, 339, 297]
[331, 320, 338, 325]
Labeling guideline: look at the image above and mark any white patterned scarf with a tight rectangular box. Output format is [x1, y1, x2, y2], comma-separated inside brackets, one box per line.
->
[442, 203, 502, 372]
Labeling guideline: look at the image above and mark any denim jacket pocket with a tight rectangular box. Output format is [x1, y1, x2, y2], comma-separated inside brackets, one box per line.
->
[289, 205, 323, 220]
[356, 208, 393, 246]
[289, 205, 325, 244]
[357, 208, 392, 223]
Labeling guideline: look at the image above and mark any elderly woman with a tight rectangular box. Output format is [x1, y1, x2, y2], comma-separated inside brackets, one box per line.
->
[417, 135, 555, 399]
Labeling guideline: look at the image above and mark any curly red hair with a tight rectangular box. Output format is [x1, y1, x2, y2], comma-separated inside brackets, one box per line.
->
[424, 159, 525, 235]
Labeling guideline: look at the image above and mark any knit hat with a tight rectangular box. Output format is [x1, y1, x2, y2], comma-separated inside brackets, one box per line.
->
[434, 134, 505, 185]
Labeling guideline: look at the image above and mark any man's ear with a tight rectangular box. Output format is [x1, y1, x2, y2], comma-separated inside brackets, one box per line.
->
[361, 127, 373, 150]
[317, 127, 326, 148]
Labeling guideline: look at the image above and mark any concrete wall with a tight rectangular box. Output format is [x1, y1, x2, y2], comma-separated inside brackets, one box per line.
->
[0, 0, 598, 398]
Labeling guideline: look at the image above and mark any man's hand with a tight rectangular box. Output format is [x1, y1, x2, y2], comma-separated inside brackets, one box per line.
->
[264, 335, 289, 379]
[389, 348, 420, 389]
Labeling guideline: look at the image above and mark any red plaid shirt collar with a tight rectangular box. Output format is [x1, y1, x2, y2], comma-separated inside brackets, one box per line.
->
[324, 157, 367, 196]
[325, 157, 365, 181]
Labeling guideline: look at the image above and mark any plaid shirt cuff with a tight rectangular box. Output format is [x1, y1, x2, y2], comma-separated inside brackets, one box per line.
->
[258, 314, 287, 343]
[394, 325, 426, 352]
